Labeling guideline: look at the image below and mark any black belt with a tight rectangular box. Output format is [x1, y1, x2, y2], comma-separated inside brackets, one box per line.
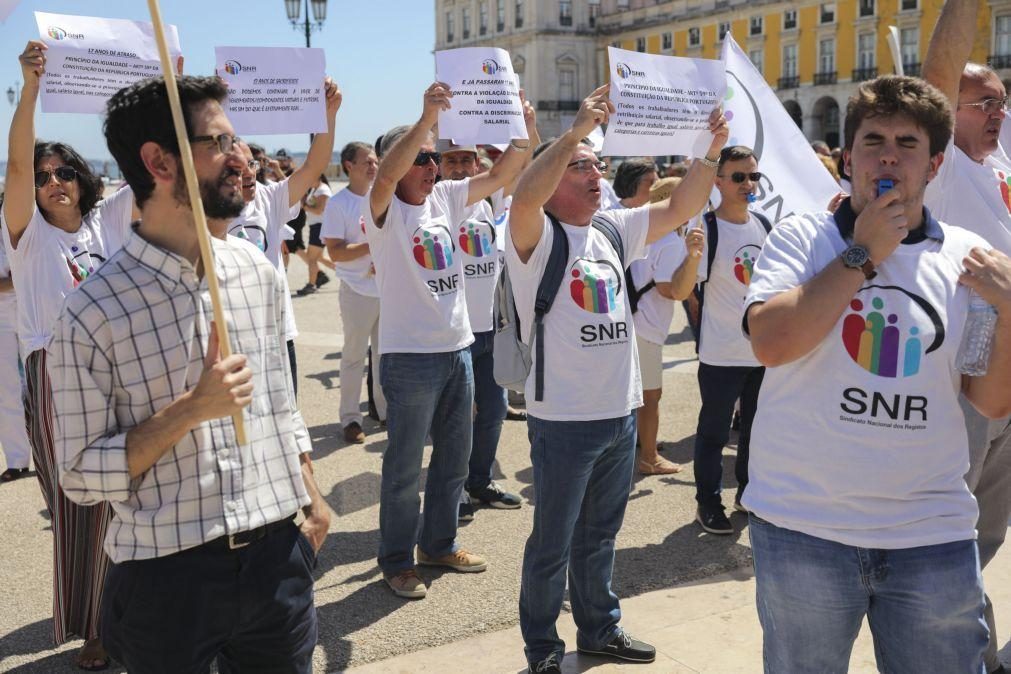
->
[207, 514, 296, 551]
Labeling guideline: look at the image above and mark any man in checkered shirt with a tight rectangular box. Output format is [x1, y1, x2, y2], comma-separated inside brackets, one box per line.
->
[48, 75, 331, 674]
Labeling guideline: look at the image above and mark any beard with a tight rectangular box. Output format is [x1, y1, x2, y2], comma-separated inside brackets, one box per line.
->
[172, 166, 245, 219]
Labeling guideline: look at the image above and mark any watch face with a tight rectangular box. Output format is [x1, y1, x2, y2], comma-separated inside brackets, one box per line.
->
[844, 246, 869, 267]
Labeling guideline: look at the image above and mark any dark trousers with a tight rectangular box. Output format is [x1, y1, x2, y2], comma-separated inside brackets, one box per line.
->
[693, 362, 764, 510]
[467, 330, 508, 491]
[101, 520, 317, 674]
[287, 338, 298, 398]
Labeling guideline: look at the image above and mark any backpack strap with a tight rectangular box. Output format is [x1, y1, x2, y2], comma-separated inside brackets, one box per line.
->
[589, 213, 625, 266]
[534, 212, 571, 401]
[752, 210, 773, 234]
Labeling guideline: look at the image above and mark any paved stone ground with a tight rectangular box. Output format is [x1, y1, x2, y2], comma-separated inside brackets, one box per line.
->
[0, 255, 817, 672]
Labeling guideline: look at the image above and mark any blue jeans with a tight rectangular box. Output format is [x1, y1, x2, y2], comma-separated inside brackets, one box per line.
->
[519, 413, 636, 665]
[378, 349, 474, 574]
[749, 514, 988, 673]
[694, 363, 764, 509]
[467, 330, 508, 491]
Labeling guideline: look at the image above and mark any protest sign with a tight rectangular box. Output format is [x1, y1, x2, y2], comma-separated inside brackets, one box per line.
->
[602, 46, 725, 157]
[717, 35, 839, 221]
[435, 47, 527, 144]
[216, 46, 327, 136]
[35, 11, 181, 114]
[1, 0, 20, 23]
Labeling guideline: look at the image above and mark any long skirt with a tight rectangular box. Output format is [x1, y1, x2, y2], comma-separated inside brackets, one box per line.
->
[24, 349, 111, 645]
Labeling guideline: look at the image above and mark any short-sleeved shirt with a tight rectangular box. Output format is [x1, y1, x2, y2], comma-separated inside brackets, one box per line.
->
[742, 203, 987, 549]
[695, 212, 768, 366]
[1, 186, 134, 359]
[458, 197, 505, 334]
[321, 187, 377, 298]
[363, 179, 473, 354]
[630, 231, 687, 346]
[304, 183, 333, 227]
[504, 206, 650, 421]
[0, 236, 16, 317]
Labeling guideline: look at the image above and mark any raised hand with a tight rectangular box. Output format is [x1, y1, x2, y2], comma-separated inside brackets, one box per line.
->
[421, 81, 453, 127]
[685, 224, 705, 259]
[19, 40, 47, 84]
[571, 84, 614, 139]
[324, 77, 342, 117]
[705, 107, 729, 158]
[852, 187, 908, 265]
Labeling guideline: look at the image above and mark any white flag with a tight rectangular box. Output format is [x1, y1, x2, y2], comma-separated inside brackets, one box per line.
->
[718, 35, 840, 222]
[0, 0, 20, 22]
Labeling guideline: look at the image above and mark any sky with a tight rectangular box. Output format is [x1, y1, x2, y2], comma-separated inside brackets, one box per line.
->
[0, 0, 436, 160]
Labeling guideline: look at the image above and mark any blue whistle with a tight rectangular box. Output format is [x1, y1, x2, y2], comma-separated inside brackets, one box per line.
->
[877, 179, 894, 197]
[746, 193, 757, 203]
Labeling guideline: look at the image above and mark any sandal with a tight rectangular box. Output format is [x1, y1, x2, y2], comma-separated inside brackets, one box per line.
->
[0, 467, 28, 482]
[637, 457, 683, 475]
[75, 638, 110, 672]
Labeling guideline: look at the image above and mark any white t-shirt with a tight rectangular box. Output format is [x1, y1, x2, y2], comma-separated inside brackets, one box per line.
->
[743, 208, 987, 549]
[363, 179, 473, 354]
[459, 197, 504, 334]
[305, 183, 333, 227]
[630, 231, 687, 346]
[504, 207, 650, 421]
[227, 180, 300, 340]
[320, 187, 378, 298]
[0, 238, 17, 318]
[599, 178, 621, 211]
[695, 212, 768, 366]
[2, 187, 134, 359]
[924, 136, 1011, 254]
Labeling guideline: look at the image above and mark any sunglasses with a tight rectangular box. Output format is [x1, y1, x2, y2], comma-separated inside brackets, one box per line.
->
[719, 171, 763, 184]
[191, 133, 241, 154]
[414, 151, 441, 166]
[959, 96, 1010, 116]
[567, 159, 608, 174]
[34, 166, 78, 189]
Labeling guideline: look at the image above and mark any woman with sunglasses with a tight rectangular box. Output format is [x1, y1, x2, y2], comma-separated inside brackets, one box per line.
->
[1, 41, 136, 671]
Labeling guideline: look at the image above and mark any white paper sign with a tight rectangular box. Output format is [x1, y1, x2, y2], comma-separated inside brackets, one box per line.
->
[435, 47, 527, 144]
[35, 12, 181, 115]
[717, 35, 839, 221]
[602, 47, 726, 157]
[216, 46, 327, 136]
[0, 0, 21, 23]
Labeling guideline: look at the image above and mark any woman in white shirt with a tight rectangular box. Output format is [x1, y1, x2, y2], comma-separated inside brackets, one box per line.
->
[296, 174, 335, 295]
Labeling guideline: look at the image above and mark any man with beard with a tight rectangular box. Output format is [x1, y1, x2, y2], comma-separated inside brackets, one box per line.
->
[49, 75, 329, 673]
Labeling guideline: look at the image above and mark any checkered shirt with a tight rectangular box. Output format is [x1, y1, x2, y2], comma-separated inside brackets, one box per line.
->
[50, 229, 312, 563]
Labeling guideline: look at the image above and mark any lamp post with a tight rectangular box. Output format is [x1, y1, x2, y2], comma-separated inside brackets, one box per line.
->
[285, 0, 327, 48]
[6, 83, 19, 107]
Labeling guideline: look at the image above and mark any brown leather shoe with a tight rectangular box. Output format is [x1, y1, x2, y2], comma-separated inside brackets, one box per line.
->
[385, 568, 427, 599]
[343, 422, 365, 444]
[417, 548, 488, 573]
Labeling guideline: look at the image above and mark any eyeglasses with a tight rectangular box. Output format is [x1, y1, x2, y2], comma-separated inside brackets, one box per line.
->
[246, 160, 260, 171]
[959, 96, 1010, 116]
[414, 151, 441, 166]
[567, 159, 608, 174]
[718, 171, 763, 184]
[34, 166, 78, 189]
[191, 133, 241, 154]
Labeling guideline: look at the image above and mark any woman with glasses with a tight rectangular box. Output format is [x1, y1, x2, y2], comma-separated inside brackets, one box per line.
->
[1, 41, 136, 671]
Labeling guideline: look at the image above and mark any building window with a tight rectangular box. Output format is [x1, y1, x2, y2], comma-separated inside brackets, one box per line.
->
[446, 11, 455, 42]
[784, 9, 797, 30]
[783, 43, 798, 78]
[820, 3, 835, 24]
[497, 0, 505, 31]
[819, 38, 835, 73]
[617, 0, 629, 8]
[662, 32, 673, 50]
[719, 21, 731, 41]
[750, 16, 763, 36]
[749, 48, 764, 74]
[559, 68, 575, 101]
[858, 32, 876, 68]
[689, 27, 701, 47]
[859, 0, 874, 18]
[998, 15, 1011, 57]
[589, 0, 600, 27]
[636, 36, 646, 52]
[515, 0, 524, 28]
[901, 0, 917, 9]
[559, 0, 572, 26]
[480, 2, 488, 35]
[900, 27, 919, 68]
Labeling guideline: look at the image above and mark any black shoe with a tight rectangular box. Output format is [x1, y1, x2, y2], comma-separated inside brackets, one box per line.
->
[295, 283, 317, 296]
[315, 271, 330, 288]
[467, 481, 521, 509]
[528, 653, 561, 673]
[577, 629, 656, 663]
[458, 498, 475, 522]
[505, 406, 527, 421]
[696, 505, 734, 534]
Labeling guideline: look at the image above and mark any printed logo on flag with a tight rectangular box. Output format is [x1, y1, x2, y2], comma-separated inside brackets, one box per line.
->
[412, 224, 456, 271]
[569, 258, 622, 314]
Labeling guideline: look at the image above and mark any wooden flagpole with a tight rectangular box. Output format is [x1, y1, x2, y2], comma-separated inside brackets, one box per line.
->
[146, 0, 247, 445]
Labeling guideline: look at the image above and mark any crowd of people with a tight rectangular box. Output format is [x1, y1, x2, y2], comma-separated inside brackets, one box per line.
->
[1, 2, 1011, 673]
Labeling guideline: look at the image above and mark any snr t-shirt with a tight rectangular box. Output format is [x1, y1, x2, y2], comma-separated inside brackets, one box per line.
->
[321, 187, 377, 298]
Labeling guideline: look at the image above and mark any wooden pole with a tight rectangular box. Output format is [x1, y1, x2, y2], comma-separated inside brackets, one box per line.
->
[146, 0, 247, 445]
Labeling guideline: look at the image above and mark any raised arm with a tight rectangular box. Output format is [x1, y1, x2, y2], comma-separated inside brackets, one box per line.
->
[510, 84, 613, 262]
[4, 41, 47, 249]
[466, 93, 536, 205]
[369, 82, 451, 227]
[960, 248, 1011, 418]
[287, 78, 342, 208]
[669, 225, 705, 300]
[646, 108, 727, 243]
[922, 0, 978, 107]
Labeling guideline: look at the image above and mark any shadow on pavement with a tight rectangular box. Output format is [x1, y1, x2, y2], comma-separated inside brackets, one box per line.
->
[0, 620, 127, 674]
[315, 581, 410, 670]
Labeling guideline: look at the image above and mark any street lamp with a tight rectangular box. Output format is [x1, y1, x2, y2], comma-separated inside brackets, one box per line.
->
[7, 83, 20, 107]
[285, 0, 327, 48]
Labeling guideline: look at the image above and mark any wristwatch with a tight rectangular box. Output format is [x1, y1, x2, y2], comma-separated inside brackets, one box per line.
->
[842, 245, 877, 280]
[696, 155, 719, 169]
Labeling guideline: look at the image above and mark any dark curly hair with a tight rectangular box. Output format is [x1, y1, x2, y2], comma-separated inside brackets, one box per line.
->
[34, 141, 104, 217]
[103, 75, 229, 208]
[844, 76, 953, 156]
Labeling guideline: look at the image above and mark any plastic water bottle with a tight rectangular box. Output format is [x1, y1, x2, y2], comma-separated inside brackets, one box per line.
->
[956, 291, 998, 376]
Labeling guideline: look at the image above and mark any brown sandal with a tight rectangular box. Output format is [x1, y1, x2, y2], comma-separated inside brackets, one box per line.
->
[76, 638, 109, 671]
[637, 457, 683, 475]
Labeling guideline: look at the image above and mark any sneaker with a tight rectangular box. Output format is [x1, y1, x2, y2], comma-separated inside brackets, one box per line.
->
[458, 499, 475, 522]
[295, 283, 317, 297]
[696, 506, 734, 535]
[417, 548, 487, 573]
[385, 568, 427, 599]
[577, 628, 656, 663]
[343, 422, 365, 444]
[528, 653, 561, 673]
[315, 271, 330, 288]
[733, 494, 749, 513]
[468, 481, 522, 509]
